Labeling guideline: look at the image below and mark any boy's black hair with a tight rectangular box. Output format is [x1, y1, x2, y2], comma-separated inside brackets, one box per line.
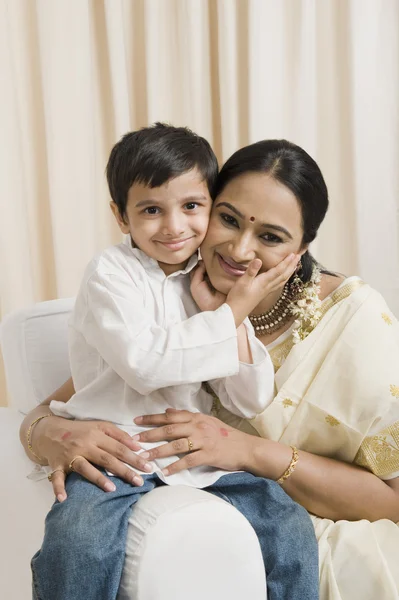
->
[106, 122, 219, 218]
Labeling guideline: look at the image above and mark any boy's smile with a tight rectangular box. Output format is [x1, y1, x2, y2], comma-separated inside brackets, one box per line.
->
[111, 169, 212, 275]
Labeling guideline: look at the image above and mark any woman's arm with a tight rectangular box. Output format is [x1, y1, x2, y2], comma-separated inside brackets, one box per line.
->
[19, 378, 152, 501]
[134, 410, 399, 522]
[19, 378, 75, 465]
[248, 436, 399, 522]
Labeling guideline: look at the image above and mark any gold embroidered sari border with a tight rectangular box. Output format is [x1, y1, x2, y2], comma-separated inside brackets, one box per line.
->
[355, 421, 399, 478]
[319, 279, 365, 319]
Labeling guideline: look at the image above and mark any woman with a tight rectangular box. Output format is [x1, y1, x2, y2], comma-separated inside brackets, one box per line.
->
[21, 139, 399, 599]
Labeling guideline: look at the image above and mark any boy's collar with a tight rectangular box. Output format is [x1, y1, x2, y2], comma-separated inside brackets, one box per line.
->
[123, 235, 199, 276]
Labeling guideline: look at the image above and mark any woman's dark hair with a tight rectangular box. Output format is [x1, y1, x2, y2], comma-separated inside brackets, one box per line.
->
[215, 139, 329, 283]
[106, 122, 218, 219]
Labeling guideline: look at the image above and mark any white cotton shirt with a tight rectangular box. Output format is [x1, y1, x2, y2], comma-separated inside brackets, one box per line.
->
[50, 238, 275, 488]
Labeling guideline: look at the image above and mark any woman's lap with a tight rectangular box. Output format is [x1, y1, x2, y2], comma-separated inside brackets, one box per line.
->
[312, 515, 399, 599]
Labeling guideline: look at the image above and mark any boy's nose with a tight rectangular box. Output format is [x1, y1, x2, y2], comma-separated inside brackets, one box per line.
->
[162, 214, 186, 237]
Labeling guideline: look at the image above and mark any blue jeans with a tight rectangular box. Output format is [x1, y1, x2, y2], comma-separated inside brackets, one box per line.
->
[32, 471, 318, 600]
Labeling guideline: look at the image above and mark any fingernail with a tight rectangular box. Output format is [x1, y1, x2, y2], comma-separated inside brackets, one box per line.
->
[132, 434, 140, 441]
[134, 417, 143, 424]
[57, 493, 66, 503]
[162, 468, 169, 476]
[140, 451, 150, 459]
[133, 475, 143, 486]
[144, 463, 153, 473]
[104, 482, 116, 492]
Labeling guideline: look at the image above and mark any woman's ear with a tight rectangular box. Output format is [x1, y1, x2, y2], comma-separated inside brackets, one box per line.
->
[110, 202, 130, 234]
[298, 244, 309, 258]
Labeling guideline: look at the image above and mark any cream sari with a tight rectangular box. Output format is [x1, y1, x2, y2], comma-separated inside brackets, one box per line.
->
[218, 278, 399, 599]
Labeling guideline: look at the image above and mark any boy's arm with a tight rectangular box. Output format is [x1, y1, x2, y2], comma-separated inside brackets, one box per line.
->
[207, 321, 275, 419]
[79, 268, 240, 395]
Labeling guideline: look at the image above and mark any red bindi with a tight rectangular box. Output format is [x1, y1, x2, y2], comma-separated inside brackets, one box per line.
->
[250, 216, 255, 222]
[220, 428, 229, 437]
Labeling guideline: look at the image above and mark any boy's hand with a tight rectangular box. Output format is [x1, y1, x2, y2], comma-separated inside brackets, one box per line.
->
[226, 253, 300, 327]
[190, 261, 227, 312]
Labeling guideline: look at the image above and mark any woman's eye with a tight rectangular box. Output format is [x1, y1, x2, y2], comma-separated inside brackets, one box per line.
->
[220, 213, 238, 227]
[184, 202, 198, 210]
[144, 206, 160, 215]
[261, 233, 283, 244]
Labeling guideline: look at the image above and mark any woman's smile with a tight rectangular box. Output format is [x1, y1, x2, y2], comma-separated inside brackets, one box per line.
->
[216, 253, 248, 277]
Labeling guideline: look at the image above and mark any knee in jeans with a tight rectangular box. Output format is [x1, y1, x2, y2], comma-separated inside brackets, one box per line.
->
[42, 501, 107, 562]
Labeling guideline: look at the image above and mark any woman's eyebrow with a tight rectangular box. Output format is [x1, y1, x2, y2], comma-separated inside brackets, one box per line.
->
[215, 201, 244, 218]
[259, 223, 293, 239]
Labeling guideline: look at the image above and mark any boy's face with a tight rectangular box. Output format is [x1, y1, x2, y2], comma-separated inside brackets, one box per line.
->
[111, 169, 212, 275]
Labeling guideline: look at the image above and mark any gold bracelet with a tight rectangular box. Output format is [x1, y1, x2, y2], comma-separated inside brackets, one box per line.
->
[276, 446, 299, 484]
[27, 414, 53, 462]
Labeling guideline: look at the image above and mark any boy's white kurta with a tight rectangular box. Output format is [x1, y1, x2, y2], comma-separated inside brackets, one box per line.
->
[50, 238, 274, 487]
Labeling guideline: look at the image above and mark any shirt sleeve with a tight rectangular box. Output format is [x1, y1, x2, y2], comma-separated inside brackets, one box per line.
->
[207, 321, 275, 419]
[78, 268, 240, 396]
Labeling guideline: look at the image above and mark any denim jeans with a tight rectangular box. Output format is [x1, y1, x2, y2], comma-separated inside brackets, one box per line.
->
[32, 471, 319, 600]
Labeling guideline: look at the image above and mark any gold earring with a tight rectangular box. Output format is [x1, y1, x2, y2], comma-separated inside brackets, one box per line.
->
[290, 259, 304, 295]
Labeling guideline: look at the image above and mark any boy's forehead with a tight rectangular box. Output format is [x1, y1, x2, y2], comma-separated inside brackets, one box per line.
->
[128, 169, 210, 204]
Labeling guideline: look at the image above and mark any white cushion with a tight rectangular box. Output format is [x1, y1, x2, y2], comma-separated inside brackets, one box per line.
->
[1, 298, 74, 412]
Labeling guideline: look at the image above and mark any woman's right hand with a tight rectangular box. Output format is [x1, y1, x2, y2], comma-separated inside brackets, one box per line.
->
[34, 416, 153, 502]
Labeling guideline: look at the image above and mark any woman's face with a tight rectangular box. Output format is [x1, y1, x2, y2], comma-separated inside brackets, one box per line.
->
[200, 172, 307, 295]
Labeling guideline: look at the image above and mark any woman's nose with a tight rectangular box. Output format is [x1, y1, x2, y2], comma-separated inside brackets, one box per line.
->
[228, 234, 256, 263]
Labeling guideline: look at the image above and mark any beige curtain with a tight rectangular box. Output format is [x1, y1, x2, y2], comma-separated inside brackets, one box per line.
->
[1, 0, 398, 404]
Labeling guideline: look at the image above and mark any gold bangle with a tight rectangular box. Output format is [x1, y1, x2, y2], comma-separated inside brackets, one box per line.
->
[27, 414, 53, 462]
[276, 446, 299, 485]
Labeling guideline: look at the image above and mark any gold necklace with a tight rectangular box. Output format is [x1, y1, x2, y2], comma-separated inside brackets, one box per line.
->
[249, 277, 303, 337]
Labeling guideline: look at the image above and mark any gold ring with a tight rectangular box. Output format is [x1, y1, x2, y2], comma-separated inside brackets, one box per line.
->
[187, 438, 194, 452]
[68, 456, 84, 472]
[47, 468, 65, 482]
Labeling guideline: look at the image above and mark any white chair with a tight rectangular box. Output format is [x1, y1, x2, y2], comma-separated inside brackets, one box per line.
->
[0, 299, 266, 600]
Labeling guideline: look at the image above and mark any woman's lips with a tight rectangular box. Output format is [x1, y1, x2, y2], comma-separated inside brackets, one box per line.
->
[156, 237, 193, 251]
[216, 253, 248, 277]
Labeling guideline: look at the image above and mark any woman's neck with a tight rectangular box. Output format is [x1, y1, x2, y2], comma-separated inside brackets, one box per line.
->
[251, 285, 285, 316]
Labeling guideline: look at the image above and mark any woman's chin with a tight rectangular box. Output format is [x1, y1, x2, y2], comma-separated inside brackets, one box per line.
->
[207, 273, 235, 296]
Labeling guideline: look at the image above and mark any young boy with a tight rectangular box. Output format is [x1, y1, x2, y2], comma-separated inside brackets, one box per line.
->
[32, 124, 319, 600]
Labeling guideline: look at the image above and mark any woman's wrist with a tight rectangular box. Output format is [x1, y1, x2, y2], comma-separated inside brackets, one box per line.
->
[29, 411, 67, 465]
[244, 435, 294, 482]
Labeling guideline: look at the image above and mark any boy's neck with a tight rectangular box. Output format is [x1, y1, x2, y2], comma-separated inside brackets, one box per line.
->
[158, 259, 190, 276]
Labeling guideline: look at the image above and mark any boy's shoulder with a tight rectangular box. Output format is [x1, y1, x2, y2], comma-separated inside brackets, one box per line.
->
[82, 241, 142, 283]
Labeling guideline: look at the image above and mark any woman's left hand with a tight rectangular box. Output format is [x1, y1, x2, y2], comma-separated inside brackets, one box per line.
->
[133, 409, 254, 476]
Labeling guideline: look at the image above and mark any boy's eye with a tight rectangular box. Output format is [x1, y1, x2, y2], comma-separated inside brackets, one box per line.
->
[184, 202, 198, 210]
[220, 213, 238, 227]
[261, 232, 283, 244]
[144, 206, 160, 215]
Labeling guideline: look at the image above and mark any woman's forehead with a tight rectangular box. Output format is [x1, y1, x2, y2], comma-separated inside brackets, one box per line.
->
[215, 172, 302, 227]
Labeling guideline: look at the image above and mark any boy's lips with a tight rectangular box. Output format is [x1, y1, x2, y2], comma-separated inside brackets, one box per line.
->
[216, 253, 248, 277]
[156, 237, 194, 251]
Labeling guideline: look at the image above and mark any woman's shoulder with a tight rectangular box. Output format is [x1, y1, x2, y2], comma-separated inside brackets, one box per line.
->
[318, 272, 346, 301]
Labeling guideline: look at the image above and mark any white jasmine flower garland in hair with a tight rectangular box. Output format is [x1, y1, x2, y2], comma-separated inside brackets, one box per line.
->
[291, 265, 322, 344]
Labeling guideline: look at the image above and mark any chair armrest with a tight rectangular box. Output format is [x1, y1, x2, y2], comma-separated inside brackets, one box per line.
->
[0, 408, 54, 599]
